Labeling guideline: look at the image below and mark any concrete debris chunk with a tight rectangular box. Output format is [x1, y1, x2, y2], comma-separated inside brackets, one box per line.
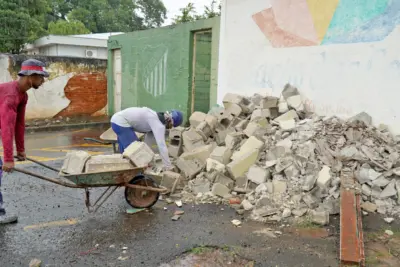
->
[29, 259, 42, 267]
[189, 111, 207, 128]
[317, 166, 332, 189]
[227, 149, 259, 179]
[247, 166, 270, 184]
[212, 183, 230, 197]
[311, 210, 329, 226]
[123, 141, 155, 167]
[61, 150, 91, 175]
[210, 146, 233, 165]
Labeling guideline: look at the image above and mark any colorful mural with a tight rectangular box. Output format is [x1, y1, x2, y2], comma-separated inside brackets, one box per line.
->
[252, 0, 400, 47]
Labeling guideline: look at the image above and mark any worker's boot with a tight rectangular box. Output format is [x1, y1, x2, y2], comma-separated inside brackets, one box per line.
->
[0, 213, 18, 225]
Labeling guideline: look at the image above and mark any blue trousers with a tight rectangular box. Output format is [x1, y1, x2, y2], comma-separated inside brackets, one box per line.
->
[111, 123, 139, 153]
[0, 158, 5, 215]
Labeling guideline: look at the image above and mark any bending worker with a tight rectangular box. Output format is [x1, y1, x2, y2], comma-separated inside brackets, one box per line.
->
[111, 107, 183, 170]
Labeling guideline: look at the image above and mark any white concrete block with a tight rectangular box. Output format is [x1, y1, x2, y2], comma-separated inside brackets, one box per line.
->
[247, 165, 270, 184]
[85, 154, 134, 173]
[227, 149, 259, 179]
[180, 144, 216, 163]
[205, 114, 218, 130]
[123, 141, 155, 167]
[317, 166, 332, 189]
[61, 150, 91, 174]
[210, 146, 232, 164]
[274, 110, 299, 123]
[182, 129, 205, 152]
[279, 119, 296, 131]
[206, 158, 226, 173]
[286, 95, 304, 111]
[189, 111, 207, 127]
[212, 183, 231, 197]
[260, 97, 279, 108]
[232, 136, 264, 161]
[225, 132, 243, 149]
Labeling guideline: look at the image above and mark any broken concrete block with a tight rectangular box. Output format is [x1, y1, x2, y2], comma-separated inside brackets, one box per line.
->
[251, 109, 271, 121]
[243, 121, 268, 138]
[195, 121, 212, 141]
[286, 95, 304, 111]
[274, 110, 299, 123]
[247, 166, 270, 184]
[214, 128, 235, 146]
[227, 149, 259, 179]
[282, 84, 300, 100]
[189, 111, 207, 128]
[175, 158, 204, 180]
[210, 146, 232, 165]
[215, 173, 234, 189]
[282, 208, 292, 218]
[225, 132, 243, 149]
[362, 184, 372, 196]
[123, 141, 155, 167]
[303, 194, 320, 209]
[358, 166, 381, 184]
[168, 135, 183, 159]
[361, 201, 377, 213]
[188, 178, 211, 194]
[372, 176, 391, 188]
[380, 180, 397, 199]
[232, 136, 264, 161]
[85, 154, 134, 173]
[371, 185, 383, 199]
[260, 97, 279, 109]
[235, 119, 249, 132]
[278, 100, 289, 113]
[29, 259, 42, 267]
[212, 183, 230, 197]
[349, 112, 372, 126]
[161, 171, 181, 193]
[279, 119, 296, 131]
[225, 103, 243, 116]
[272, 180, 287, 195]
[206, 158, 226, 173]
[311, 210, 329, 226]
[61, 150, 91, 174]
[302, 174, 318, 191]
[169, 127, 185, 139]
[180, 144, 215, 163]
[317, 166, 332, 189]
[205, 114, 218, 130]
[242, 199, 254, 211]
[182, 129, 205, 152]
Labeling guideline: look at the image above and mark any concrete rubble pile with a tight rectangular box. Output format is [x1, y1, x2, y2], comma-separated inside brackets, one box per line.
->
[164, 84, 400, 225]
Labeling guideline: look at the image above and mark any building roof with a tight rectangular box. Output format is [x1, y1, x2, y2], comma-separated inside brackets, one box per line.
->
[24, 32, 124, 50]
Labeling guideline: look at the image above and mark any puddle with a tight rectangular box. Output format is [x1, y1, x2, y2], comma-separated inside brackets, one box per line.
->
[160, 247, 254, 267]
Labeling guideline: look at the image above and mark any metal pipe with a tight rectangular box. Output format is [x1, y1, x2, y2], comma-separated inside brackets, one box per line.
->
[92, 186, 119, 213]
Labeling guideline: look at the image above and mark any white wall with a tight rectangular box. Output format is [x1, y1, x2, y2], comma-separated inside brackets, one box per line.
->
[36, 45, 108, 59]
[218, 0, 400, 133]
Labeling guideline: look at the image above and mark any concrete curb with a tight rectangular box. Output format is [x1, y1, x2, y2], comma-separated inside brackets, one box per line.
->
[26, 121, 110, 133]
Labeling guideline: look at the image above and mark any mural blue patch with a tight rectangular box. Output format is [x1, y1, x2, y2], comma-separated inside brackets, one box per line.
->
[323, 0, 400, 44]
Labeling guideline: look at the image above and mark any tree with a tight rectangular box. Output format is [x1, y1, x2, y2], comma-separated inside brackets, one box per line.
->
[0, 0, 49, 53]
[172, 0, 221, 24]
[48, 20, 90, 35]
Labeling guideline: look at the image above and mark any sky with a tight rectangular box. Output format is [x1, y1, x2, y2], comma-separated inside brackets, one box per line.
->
[162, 0, 212, 25]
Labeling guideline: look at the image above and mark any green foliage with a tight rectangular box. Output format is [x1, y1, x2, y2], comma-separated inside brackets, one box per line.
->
[0, 0, 49, 53]
[173, 0, 221, 24]
[48, 20, 90, 35]
[0, 0, 167, 53]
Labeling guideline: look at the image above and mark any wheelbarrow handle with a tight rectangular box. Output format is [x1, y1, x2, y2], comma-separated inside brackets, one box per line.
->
[84, 137, 112, 145]
[14, 156, 60, 173]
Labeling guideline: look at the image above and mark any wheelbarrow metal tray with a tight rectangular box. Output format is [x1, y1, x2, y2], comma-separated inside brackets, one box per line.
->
[61, 167, 146, 186]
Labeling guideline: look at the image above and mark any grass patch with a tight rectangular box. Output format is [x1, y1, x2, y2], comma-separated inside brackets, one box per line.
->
[295, 219, 322, 229]
[191, 246, 213, 255]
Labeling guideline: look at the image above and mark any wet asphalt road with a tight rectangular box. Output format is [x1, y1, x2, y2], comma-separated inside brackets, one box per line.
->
[0, 127, 339, 267]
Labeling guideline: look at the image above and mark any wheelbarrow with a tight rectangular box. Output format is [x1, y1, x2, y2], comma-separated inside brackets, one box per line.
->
[13, 157, 168, 213]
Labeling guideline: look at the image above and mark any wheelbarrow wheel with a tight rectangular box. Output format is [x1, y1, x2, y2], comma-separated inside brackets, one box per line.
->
[124, 175, 160, 209]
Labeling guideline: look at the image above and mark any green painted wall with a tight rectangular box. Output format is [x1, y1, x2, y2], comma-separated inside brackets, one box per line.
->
[107, 17, 220, 123]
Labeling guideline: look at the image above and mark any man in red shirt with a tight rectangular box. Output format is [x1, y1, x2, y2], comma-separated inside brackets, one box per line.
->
[0, 59, 48, 224]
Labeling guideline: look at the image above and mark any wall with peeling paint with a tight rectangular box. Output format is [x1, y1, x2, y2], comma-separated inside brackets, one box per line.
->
[0, 54, 107, 120]
[218, 0, 400, 133]
[107, 17, 220, 122]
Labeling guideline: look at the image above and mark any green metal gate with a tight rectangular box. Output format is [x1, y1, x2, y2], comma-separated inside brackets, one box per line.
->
[190, 30, 213, 114]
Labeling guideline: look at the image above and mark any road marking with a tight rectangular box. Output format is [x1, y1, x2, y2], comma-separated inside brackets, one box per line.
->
[24, 218, 78, 231]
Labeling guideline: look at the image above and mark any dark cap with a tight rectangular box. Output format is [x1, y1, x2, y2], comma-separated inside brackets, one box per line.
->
[18, 59, 49, 77]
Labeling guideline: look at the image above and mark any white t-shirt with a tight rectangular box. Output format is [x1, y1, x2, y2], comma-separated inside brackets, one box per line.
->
[111, 107, 171, 168]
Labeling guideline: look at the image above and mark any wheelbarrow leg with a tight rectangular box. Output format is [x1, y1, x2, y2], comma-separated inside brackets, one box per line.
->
[85, 186, 120, 213]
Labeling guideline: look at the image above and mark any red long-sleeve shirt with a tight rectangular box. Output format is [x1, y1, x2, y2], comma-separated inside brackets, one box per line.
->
[0, 81, 27, 163]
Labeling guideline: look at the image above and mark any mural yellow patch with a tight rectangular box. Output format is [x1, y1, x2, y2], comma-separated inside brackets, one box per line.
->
[306, 0, 340, 42]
